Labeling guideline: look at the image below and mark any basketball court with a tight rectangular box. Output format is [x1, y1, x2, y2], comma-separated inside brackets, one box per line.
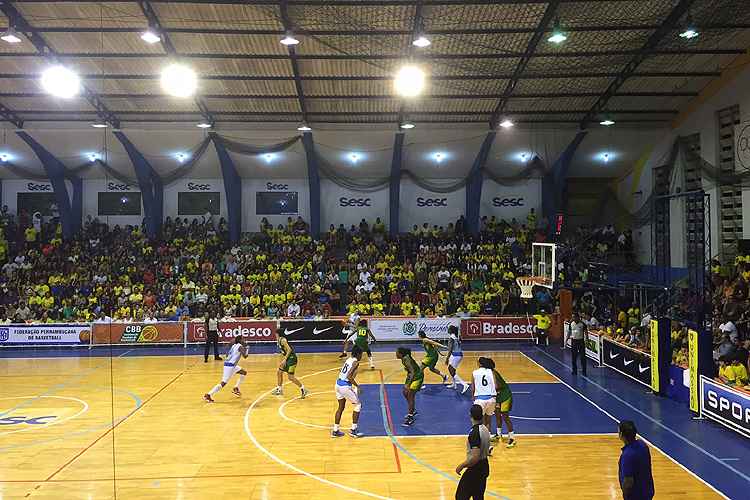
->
[1, 344, 743, 500]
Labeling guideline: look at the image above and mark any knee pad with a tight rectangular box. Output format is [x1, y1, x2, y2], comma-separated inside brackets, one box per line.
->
[353, 403, 362, 412]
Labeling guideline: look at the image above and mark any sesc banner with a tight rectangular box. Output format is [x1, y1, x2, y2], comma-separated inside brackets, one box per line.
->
[601, 338, 651, 388]
[700, 375, 750, 438]
[0, 324, 91, 345]
[91, 322, 184, 344]
[370, 317, 461, 341]
[462, 317, 535, 340]
[187, 320, 277, 343]
[278, 319, 346, 341]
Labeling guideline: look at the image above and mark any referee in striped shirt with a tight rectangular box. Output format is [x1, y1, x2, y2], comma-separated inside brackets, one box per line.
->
[455, 404, 491, 499]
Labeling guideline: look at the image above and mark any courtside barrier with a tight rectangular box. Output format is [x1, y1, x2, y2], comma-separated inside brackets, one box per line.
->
[91, 322, 185, 345]
[371, 317, 460, 341]
[0, 324, 91, 346]
[461, 316, 536, 340]
[186, 320, 277, 344]
[699, 375, 750, 439]
[601, 337, 653, 389]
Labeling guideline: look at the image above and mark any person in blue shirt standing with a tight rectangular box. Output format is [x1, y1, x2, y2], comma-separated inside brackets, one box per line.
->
[618, 420, 655, 500]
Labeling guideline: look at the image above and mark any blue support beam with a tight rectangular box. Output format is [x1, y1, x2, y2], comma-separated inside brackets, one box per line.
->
[113, 131, 163, 238]
[543, 131, 588, 228]
[211, 134, 242, 243]
[15, 131, 81, 238]
[466, 131, 497, 235]
[389, 132, 405, 235]
[301, 132, 320, 239]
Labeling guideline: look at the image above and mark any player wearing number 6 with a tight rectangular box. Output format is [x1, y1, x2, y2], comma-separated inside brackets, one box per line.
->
[471, 357, 497, 428]
[418, 330, 448, 384]
[332, 345, 364, 438]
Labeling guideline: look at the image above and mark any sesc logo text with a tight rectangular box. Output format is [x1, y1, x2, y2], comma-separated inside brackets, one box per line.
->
[107, 182, 131, 191]
[266, 182, 288, 191]
[27, 182, 52, 191]
[492, 197, 524, 207]
[339, 197, 371, 207]
[417, 197, 447, 207]
[187, 182, 211, 191]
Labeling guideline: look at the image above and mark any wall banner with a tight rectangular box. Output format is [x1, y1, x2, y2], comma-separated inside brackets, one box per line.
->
[187, 320, 277, 343]
[462, 317, 535, 340]
[0, 324, 91, 345]
[370, 317, 461, 341]
[91, 322, 184, 344]
[278, 320, 346, 341]
[601, 338, 652, 388]
[700, 375, 750, 438]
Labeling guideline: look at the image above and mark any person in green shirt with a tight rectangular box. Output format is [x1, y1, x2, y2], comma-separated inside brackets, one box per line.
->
[418, 331, 448, 383]
[343, 318, 376, 369]
[396, 347, 423, 427]
[272, 336, 309, 398]
[488, 358, 516, 448]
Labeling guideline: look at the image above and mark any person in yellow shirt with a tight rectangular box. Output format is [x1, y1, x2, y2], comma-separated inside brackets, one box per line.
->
[730, 356, 749, 386]
[533, 310, 551, 346]
[718, 356, 736, 385]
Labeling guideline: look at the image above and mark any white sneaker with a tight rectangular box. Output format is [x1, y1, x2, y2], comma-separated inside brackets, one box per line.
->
[301, 387, 310, 399]
[461, 383, 470, 394]
[271, 387, 282, 396]
[447, 383, 456, 389]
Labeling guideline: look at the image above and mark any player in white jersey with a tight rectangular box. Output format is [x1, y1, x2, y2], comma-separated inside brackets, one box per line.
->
[332, 345, 365, 438]
[445, 325, 470, 393]
[470, 357, 497, 427]
[203, 336, 248, 402]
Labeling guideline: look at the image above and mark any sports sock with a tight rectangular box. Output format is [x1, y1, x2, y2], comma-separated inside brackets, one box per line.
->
[454, 373, 467, 386]
[208, 384, 222, 396]
[351, 423, 358, 430]
[300, 384, 306, 391]
[234, 374, 245, 388]
[509, 431, 515, 439]
[333, 424, 340, 432]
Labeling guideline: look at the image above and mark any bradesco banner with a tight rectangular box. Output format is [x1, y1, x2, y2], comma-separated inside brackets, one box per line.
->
[187, 320, 277, 343]
[601, 338, 651, 388]
[370, 318, 461, 341]
[91, 322, 184, 344]
[461, 317, 535, 340]
[700, 375, 750, 438]
[0, 324, 91, 345]
[278, 320, 346, 341]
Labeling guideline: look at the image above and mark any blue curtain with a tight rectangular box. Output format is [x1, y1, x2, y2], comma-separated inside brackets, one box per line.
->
[389, 132, 405, 235]
[15, 131, 80, 238]
[544, 131, 588, 229]
[301, 132, 321, 239]
[113, 131, 163, 239]
[212, 135, 242, 243]
[466, 131, 497, 235]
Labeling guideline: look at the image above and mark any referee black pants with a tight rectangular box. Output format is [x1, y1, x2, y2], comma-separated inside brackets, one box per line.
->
[204, 331, 220, 361]
[571, 338, 587, 375]
[455, 461, 489, 500]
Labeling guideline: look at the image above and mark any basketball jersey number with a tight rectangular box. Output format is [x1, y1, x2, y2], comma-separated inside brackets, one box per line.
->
[341, 364, 349, 375]
[481, 375, 488, 386]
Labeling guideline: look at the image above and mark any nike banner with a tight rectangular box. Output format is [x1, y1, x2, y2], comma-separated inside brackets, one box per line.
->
[601, 338, 652, 388]
[278, 320, 346, 341]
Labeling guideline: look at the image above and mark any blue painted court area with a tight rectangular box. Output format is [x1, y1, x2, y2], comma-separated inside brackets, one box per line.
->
[356, 382, 615, 436]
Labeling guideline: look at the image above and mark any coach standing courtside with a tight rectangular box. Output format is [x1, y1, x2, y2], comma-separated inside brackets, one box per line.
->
[204, 307, 222, 362]
[568, 311, 587, 376]
[455, 404, 491, 500]
[618, 421, 655, 500]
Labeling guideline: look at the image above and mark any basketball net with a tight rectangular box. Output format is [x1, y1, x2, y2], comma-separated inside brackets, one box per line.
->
[516, 276, 538, 300]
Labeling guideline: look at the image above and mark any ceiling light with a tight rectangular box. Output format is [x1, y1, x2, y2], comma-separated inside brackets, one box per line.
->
[40, 65, 80, 99]
[679, 14, 699, 39]
[280, 32, 300, 46]
[91, 121, 108, 128]
[263, 153, 276, 163]
[600, 118, 615, 126]
[499, 119, 514, 129]
[1, 26, 22, 44]
[297, 124, 312, 132]
[161, 63, 198, 98]
[412, 35, 431, 48]
[548, 18, 567, 44]
[140, 28, 161, 44]
[603, 153, 609, 163]
[86, 152, 99, 162]
[196, 122, 212, 129]
[0, 152, 10, 162]
[400, 121, 415, 129]
[175, 152, 188, 163]
[349, 153, 360, 163]
[394, 65, 426, 98]
[433, 152, 445, 163]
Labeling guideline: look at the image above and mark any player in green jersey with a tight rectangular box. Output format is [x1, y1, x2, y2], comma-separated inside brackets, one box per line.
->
[396, 347, 424, 427]
[272, 336, 309, 398]
[417, 331, 448, 384]
[343, 319, 376, 369]
[487, 358, 515, 448]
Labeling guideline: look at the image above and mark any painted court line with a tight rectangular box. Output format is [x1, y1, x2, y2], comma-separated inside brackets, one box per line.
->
[365, 432, 619, 439]
[0, 396, 89, 437]
[245, 366, 396, 500]
[525, 349, 735, 500]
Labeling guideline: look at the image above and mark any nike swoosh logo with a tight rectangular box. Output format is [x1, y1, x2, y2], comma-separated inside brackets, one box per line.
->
[283, 327, 304, 336]
[609, 352, 620, 359]
[638, 365, 650, 373]
[313, 327, 333, 335]
[624, 359, 634, 366]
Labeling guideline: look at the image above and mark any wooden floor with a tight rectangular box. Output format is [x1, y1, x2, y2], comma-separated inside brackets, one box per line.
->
[0, 350, 720, 499]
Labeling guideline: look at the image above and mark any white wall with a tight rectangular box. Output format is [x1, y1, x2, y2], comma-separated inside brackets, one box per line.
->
[479, 179, 541, 223]
[83, 179, 143, 228]
[399, 179, 465, 230]
[2, 179, 73, 217]
[163, 178, 228, 222]
[320, 180, 389, 231]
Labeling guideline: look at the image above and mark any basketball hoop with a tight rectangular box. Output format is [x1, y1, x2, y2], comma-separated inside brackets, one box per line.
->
[516, 276, 546, 299]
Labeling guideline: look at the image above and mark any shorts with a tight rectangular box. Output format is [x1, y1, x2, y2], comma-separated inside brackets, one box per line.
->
[335, 383, 359, 404]
[222, 364, 242, 383]
[448, 353, 463, 369]
[281, 354, 298, 374]
[406, 377, 424, 391]
[474, 396, 496, 416]
[422, 356, 438, 370]
[496, 395, 513, 413]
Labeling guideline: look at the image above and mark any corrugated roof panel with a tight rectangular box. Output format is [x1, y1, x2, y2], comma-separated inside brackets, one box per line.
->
[101, 97, 198, 113]
[605, 95, 683, 112]
[296, 35, 407, 56]
[546, 30, 654, 53]
[289, 4, 413, 31]
[153, 2, 283, 30]
[302, 79, 392, 96]
[307, 99, 400, 114]
[513, 77, 612, 94]
[200, 79, 299, 96]
[169, 33, 286, 56]
[426, 3, 544, 30]
[525, 55, 631, 73]
[429, 58, 520, 76]
[215, 113, 299, 122]
[506, 96, 599, 112]
[405, 98, 497, 113]
[618, 76, 711, 94]
[297, 59, 396, 77]
[191, 59, 293, 77]
[430, 79, 509, 95]
[556, 1, 670, 26]
[3, 96, 93, 112]
[637, 53, 735, 74]
[15, 2, 144, 29]
[0, 79, 43, 94]
[428, 33, 533, 55]
[204, 98, 301, 113]
[96, 79, 164, 95]
[411, 113, 489, 123]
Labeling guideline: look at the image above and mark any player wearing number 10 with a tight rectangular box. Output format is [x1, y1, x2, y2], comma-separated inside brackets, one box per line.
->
[332, 345, 364, 438]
